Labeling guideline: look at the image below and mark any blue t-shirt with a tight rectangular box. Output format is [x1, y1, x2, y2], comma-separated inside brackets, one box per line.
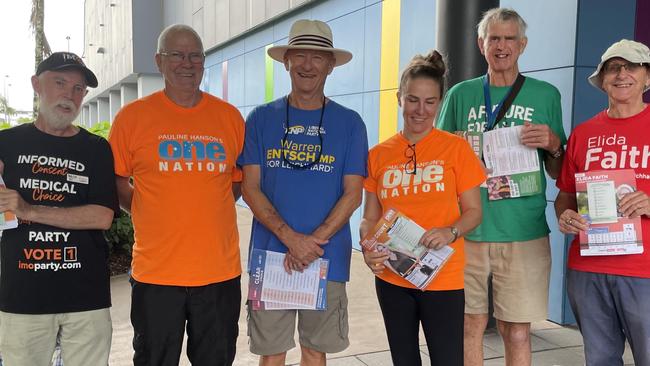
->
[238, 97, 368, 282]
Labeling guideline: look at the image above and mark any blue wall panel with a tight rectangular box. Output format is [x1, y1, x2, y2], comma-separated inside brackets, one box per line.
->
[546, 203, 575, 324]
[244, 48, 266, 107]
[575, 0, 636, 67]
[399, 0, 437, 73]
[222, 39, 246, 61]
[205, 50, 223, 68]
[363, 92, 380, 148]
[325, 11, 366, 96]
[244, 26, 274, 53]
[363, 3, 382, 93]
[573, 67, 608, 128]
[227, 55, 246, 107]
[502, 0, 578, 71]
[273, 60, 292, 100]
[207, 63, 223, 99]
[311, 0, 365, 22]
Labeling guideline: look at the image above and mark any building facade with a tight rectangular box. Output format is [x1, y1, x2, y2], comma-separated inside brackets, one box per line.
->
[81, 0, 650, 324]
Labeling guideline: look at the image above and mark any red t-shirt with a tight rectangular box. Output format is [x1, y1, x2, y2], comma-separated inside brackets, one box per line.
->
[365, 129, 486, 290]
[557, 106, 650, 278]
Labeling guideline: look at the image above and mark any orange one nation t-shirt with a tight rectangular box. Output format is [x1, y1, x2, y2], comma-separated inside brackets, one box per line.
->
[109, 91, 245, 286]
[364, 128, 485, 291]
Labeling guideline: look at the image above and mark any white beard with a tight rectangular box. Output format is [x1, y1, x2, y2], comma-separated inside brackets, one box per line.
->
[38, 100, 80, 130]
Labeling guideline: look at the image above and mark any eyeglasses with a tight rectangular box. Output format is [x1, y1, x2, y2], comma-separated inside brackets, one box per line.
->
[404, 144, 417, 174]
[603, 61, 647, 75]
[159, 51, 205, 64]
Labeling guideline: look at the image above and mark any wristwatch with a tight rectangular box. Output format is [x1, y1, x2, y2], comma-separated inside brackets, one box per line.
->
[549, 145, 564, 159]
[449, 226, 459, 243]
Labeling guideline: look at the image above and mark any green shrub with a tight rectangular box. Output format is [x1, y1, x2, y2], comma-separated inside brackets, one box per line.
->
[105, 211, 134, 254]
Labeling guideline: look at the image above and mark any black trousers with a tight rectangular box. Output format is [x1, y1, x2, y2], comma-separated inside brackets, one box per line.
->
[375, 277, 464, 366]
[130, 276, 241, 366]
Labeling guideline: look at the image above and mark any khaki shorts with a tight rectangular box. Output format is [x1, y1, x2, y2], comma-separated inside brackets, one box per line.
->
[0, 308, 112, 366]
[464, 237, 551, 323]
[248, 281, 349, 355]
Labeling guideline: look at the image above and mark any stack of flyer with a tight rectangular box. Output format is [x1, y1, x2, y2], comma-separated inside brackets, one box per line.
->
[575, 169, 643, 256]
[0, 175, 18, 230]
[248, 249, 329, 310]
[360, 208, 454, 290]
[482, 125, 542, 200]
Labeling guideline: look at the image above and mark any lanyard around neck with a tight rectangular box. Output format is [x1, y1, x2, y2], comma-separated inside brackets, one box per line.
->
[282, 95, 326, 170]
[482, 73, 524, 131]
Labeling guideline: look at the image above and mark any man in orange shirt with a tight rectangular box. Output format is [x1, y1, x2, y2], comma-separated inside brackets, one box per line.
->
[109, 24, 245, 365]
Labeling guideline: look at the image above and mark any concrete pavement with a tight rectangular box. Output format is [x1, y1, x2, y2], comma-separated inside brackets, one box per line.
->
[108, 207, 635, 365]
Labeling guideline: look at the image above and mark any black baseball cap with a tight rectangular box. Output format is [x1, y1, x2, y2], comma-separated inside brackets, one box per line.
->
[36, 52, 98, 88]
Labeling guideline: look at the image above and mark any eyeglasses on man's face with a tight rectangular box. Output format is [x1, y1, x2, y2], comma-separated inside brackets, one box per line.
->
[603, 61, 647, 75]
[404, 144, 417, 175]
[159, 51, 205, 64]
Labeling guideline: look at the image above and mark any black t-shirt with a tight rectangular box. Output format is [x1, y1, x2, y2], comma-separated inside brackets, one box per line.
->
[0, 123, 118, 314]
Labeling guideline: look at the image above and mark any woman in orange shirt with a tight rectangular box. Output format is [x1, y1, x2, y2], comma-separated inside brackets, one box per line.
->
[360, 50, 485, 366]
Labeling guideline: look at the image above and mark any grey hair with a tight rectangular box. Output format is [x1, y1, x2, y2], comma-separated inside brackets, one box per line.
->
[157, 24, 204, 53]
[477, 8, 527, 40]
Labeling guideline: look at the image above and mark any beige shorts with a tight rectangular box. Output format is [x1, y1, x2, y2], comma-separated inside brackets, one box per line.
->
[464, 237, 551, 323]
[248, 281, 349, 355]
[0, 308, 112, 366]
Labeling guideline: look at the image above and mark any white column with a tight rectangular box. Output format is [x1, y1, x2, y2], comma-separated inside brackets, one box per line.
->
[137, 74, 164, 98]
[121, 83, 138, 106]
[97, 98, 110, 125]
[89, 102, 98, 126]
[109, 90, 121, 122]
[82, 105, 90, 127]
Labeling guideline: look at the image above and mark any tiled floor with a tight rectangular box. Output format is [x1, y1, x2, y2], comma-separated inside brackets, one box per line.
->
[108, 207, 636, 366]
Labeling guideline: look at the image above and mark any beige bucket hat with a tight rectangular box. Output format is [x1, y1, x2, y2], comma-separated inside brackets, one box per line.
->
[588, 39, 650, 92]
[267, 19, 353, 66]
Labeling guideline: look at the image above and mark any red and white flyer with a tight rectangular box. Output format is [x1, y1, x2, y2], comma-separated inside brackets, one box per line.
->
[575, 169, 643, 256]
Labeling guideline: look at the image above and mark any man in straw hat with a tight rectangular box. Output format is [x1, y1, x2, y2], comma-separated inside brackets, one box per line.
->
[0, 51, 117, 365]
[238, 19, 368, 365]
[555, 39, 650, 366]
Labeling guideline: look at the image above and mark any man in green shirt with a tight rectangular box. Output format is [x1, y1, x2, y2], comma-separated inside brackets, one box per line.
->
[437, 8, 566, 366]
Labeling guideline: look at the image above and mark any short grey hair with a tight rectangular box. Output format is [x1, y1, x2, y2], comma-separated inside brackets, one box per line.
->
[157, 24, 204, 53]
[477, 8, 527, 40]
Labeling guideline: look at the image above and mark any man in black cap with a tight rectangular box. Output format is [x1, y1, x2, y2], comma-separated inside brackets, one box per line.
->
[0, 52, 118, 366]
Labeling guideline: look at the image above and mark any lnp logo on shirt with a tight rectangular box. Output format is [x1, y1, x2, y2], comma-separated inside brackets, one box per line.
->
[157, 133, 229, 173]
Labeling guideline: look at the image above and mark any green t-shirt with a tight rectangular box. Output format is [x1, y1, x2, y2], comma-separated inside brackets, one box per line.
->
[437, 75, 566, 242]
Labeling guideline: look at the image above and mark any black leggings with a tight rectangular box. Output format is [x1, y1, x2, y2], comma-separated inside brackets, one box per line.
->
[375, 277, 464, 366]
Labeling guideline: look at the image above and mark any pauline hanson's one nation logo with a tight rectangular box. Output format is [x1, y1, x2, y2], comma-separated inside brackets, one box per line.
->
[158, 139, 228, 172]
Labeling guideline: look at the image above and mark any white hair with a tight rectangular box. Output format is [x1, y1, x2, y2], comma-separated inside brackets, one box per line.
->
[477, 8, 527, 40]
[157, 24, 204, 53]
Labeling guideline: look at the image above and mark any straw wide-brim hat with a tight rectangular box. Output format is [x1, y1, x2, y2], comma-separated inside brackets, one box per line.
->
[267, 19, 353, 67]
[588, 39, 650, 92]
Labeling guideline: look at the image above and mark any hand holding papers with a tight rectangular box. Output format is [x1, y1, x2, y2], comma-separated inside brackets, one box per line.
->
[248, 249, 329, 310]
[483, 125, 542, 200]
[0, 175, 18, 230]
[360, 209, 453, 290]
[575, 169, 643, 256]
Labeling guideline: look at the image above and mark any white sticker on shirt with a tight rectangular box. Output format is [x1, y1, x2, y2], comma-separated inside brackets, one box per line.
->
[67, 173, 89, 184]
